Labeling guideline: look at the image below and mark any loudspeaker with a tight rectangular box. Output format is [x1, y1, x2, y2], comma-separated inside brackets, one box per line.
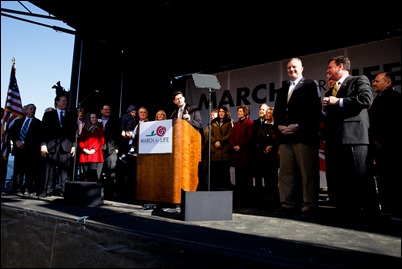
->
[64, 182, 103, 207]
[181, 189, 233, 221]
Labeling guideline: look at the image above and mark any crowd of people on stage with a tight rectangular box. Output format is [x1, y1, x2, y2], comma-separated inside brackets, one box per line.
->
[1, 55, 400, 223]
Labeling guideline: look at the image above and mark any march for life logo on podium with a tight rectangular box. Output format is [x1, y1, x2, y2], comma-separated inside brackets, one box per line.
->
[138, 119, 173, 154]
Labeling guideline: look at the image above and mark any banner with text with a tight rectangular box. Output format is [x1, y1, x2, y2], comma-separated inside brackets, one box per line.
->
[186, 37, 401, 188]
[138, 119, 173, 154]
[186, 37, 401, 128]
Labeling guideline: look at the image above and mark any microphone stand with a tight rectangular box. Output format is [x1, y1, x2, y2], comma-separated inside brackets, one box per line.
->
[207, 87, 212, 191]
[71, 106, 80, 182]
[191, 73, 222, 192]
[78, 91, 97, 108]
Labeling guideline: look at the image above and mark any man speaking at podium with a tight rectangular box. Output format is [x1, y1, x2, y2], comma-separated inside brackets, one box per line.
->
[170, 90, 205, 191]
[170, 90, 203, 135]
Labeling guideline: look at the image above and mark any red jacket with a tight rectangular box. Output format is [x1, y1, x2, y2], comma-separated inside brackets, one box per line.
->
[79, 126, 105, 163]
[229, 118, 254, 168]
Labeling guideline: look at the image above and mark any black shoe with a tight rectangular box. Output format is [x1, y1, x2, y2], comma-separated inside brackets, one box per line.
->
[127, 148, 137, 156]
[38, 192, 48, 198]
[13, 189, 23, 195]
[302, 208, 317, 219]
[52, 189, 64, 197]
[275, 207, 297, 217]
[119, 156, 127, 164]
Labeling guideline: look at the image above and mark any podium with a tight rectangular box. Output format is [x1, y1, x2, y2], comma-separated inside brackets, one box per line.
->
[136, 119, 201, 205]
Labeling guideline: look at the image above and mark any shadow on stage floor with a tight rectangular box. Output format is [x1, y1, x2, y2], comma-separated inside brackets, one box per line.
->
[1, 193, 401, 268]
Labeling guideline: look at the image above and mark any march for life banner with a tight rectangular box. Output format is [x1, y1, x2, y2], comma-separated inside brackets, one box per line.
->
[186, 37, 401, 126]
[185, 37, 401, 189]
[138, 119, 173, 154]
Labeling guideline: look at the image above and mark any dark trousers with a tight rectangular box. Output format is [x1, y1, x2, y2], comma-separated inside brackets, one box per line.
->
[210, 160, 232, 191]
[234, 166, 253, 206]
[333, 144, 378, 216]
[81, 162, 103, 182]
[43, 149, 71, 194]
[101, 151, 118, 198]
[12, 152, 42, 194]
[373, 144, 401, 215]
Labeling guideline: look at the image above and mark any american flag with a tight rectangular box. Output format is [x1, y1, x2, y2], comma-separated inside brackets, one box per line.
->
[1, 60, 25, 160]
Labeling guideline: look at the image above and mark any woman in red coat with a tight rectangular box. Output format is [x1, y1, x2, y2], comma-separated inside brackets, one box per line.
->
[79, 112, 105, 182]
[229, 105, 254, 207]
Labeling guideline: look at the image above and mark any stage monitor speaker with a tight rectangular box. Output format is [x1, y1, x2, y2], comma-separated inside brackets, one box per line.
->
[181, 189, 233, 221]
[64, 182, 103, 207]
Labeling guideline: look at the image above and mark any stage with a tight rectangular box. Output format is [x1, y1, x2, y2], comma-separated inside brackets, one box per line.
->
[1, 193, 400, 268]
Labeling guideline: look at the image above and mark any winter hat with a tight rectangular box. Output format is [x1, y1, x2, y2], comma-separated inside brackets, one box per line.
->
[126, 105, 137, 113]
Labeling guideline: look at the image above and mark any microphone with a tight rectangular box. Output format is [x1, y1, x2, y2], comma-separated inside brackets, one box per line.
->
[79, 90, 99, 107]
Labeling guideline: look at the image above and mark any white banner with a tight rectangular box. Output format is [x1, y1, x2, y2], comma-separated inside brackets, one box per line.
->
[186, 37, 401, 187]
[186, 37, 401, 128]
[138, 119, 173, 154]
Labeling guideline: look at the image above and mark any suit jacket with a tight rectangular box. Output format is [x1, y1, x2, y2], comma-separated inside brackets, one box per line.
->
[9, 116, 42, 157]
[170, 103, 203, 133]
[323, 75, 373, 146]
[101, 116, 121, 155]
[41, 110, 77, 153]
[369, 87, 402, 146]
[274, 78, 322, 146]
[252, 117, 267, 154]
[255, 122, 278, 162]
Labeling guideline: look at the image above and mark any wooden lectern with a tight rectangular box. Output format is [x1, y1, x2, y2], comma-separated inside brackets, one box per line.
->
[136, 119, 201, 205]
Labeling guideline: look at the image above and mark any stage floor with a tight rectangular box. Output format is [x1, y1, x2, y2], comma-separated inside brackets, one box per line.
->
[1, 193, 400, 268]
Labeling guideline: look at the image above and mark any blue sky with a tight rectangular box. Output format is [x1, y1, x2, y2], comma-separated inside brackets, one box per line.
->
[1, 1, 75, 120]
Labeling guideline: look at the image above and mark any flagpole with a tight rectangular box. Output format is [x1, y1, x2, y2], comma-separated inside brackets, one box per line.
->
[72, 39, 84, 182]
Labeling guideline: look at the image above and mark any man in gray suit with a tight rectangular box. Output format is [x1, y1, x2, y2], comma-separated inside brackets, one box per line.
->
[100, 104, 121, 199]
[322, 55, 377, 220]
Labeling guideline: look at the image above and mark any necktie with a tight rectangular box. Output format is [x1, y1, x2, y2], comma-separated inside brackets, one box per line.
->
[20, 118, 31, 141]
[60, 111, 65, 126]
[332, 81, 340, 96]
[102, 117, 108, 129]
[178, 108, 184, 119]
[287, 82, 295, 103]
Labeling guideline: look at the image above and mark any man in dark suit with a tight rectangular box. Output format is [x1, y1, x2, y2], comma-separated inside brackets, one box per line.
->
[251, 103, 270, 205]
[100, 104, 121, 199]
[322, 55, 376, 219]
[170, 90, 204, 191]
[369, 72, 401, 217]
[9, 103, 42, 196]
[273, 57, 322, 217]
[170, 90, 203, 134]
[39, 93, 77, 197]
